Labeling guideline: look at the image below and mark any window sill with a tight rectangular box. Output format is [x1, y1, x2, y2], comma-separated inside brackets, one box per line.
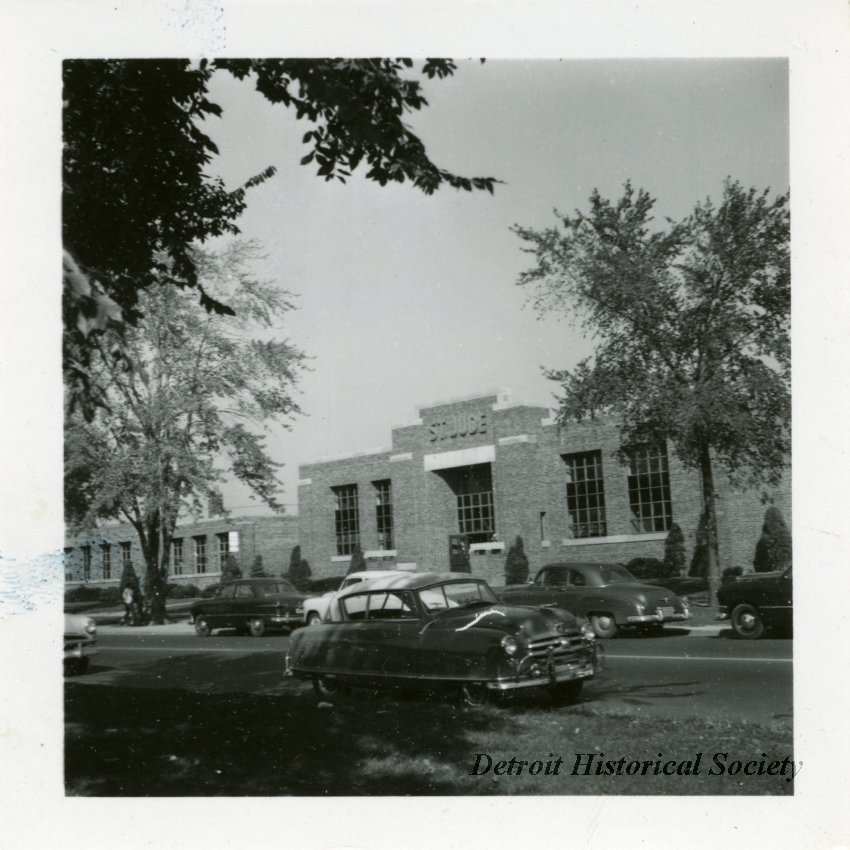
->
[469, 542, 506, 554]
[364, 549, 398, 559]
[560, 532, 668, 547]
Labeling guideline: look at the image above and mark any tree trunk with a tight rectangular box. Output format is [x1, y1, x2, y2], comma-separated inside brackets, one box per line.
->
[698, 441, 721, 606]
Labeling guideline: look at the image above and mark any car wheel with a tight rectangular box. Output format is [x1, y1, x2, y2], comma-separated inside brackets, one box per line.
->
[313, 675, 347, 698]
[550, 680, 583, 706]
[194, 617, 211, 637]
[247, 617, 266, 638]
[307, 612, 322, 626]
[731, 603, 765, 639]
[460, 683, 492, 707]
[589, 613, 618, 639]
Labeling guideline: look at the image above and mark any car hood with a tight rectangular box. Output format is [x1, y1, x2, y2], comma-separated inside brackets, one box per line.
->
[430, 603, 580, 638]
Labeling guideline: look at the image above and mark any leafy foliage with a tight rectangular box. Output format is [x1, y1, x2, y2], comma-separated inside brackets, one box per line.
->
[347, 542, 367, 575]
[625, 557, 665, 579]
[753, 506, 792, 572]
[504, 535, 530, 584]
[662, 523, 686, 576]
[64, 244, 305, 621]
[514, 179, 790, 600]
[63, 58, 498, 415]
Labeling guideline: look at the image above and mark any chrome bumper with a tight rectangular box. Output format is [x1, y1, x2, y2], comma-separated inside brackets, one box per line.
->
[488, 643, 604, 692]
[271, 614, 303, 625]
[626, 611, 690, 624]
[64, 639, 97, 660]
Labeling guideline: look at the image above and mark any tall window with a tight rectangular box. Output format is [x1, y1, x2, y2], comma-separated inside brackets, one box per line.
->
[120, 541, 132, 569]
[82, 545, 91, 581]
[563, 451, 607, 538]
[454, 464, 495, 545]
[627, 445, 673, 533]
[64, 548, 73, 582]
[172, 538, 184, 575]
[100, 543, 112, 580]
[194, 536, 207, 573]
[217, 532, 230, 569]
[374, 479, 394, 550]
[333, 484, 360, 555]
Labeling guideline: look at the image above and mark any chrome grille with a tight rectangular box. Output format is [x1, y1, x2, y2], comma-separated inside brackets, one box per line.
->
[526, 633, 586, 658]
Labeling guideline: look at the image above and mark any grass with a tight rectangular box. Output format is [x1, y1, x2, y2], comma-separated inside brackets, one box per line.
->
[65, 680, 792, 796]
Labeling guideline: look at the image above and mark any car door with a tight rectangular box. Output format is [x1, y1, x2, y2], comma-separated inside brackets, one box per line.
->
[230, 582, 259, 627]
[343, 590, 420, 679]
[509, 567, 569, 607]
[757, 567, 793, 628]
[207, 583, 236, 627]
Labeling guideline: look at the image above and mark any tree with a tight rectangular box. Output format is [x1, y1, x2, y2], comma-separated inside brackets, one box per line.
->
[223, 553, 243, 583]
[287, 545, 302, 577]
[662, 523, 686, 577]
[504, 536, 530, 584]
[514, 180, 790, 605]
[250, 554, 267, 578]
[63, 59, 498, 416]
[64, 243, 306, 623]
[347, 543, 367, 575]
[689, 513, 712, 578]
[289, 558, 312, 592]
[753, 506, 792, 572]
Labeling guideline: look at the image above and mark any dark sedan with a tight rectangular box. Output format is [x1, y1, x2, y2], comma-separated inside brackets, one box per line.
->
[190, 578, 306, 637]
[499, 561, 690, 638]
[716, 566, 792, 639]
[286, 572, 603, 706]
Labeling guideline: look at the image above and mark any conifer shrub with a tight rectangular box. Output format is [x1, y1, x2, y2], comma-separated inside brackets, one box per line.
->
[250, 554, 267, 578]
[289, 557, 312, 591]
[662, 523, 686, 576]
[222, 553, 242, 583]
[753, 506, 792, 572]
[347, 542, 367, 575]
[504, 536, 530, 584]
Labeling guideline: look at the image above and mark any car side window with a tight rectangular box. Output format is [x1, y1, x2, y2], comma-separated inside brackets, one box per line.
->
[219, 584, 236, 599]
[568, 569, 586, 587]
[341, 593, 369, 620]
[543, 570, 567, 587]
[364, 591, 417, 620]
[235, 584, 254, 599]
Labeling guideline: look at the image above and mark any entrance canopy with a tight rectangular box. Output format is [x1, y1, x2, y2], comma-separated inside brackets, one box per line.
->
[423, 444, 495, 472]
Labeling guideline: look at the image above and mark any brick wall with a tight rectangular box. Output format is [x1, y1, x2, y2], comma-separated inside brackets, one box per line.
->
[65, 514, 299, 589]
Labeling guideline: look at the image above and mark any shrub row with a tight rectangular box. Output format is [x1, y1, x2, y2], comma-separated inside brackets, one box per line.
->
[65, 583, 202, 603]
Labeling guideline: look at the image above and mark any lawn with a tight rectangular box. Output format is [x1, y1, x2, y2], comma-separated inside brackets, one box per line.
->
[65, 680, 793, 796]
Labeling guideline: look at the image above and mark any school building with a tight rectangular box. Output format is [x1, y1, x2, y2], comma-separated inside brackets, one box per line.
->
[297, 390, 790, 586]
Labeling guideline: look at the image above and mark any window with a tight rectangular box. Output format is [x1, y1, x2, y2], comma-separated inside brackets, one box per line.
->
[120, 541, 132, 568]
[563, 451, 606, 538]
[333, 484, 360, 555]
[64, 548, 73, 582]
[100, 543, 111, 580]
[627, 445, 673, 533]
[172, 538, 184, 575]
[217, 532, 230, 569]
[454, 464, 495, 545]
[194, 536, 207, 573]
[373, 479, 394, 550]
[81, 545, 91, 581]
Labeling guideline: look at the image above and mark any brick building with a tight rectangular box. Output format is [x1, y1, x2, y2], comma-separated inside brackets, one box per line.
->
[65, 514, 299, 590]
[298, 390, 790, 586]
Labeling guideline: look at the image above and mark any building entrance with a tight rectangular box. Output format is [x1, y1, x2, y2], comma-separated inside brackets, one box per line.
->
[448, 534, 472, 572]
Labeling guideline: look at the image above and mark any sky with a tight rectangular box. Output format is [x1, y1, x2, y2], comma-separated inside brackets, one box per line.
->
[202, 59, 789, 515]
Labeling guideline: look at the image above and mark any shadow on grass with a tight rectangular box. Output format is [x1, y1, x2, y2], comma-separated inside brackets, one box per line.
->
[64, 650, 531, 796]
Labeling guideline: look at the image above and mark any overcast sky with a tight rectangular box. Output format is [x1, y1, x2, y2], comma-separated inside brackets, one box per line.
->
[203, 58, 788, 515]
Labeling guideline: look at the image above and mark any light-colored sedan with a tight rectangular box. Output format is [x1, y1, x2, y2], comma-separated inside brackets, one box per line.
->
[64, 613, 97, 675]
[303, 570, 412, 625]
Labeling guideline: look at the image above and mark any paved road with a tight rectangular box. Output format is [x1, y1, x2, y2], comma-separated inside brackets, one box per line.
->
[76, 624, 792, 722]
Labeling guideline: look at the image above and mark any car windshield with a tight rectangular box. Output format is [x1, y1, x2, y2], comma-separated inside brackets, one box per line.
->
[597, 565, 638, 585]
[257, 582, 294, 597]
[419, 581, 497, 613]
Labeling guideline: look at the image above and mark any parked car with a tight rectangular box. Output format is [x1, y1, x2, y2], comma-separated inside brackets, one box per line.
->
[286, 572, 603, 706]
[302, 570, 412, 625]
[64, 613, 97, 675]
[716, 566, 792, 639]
[190, 578, 306, 637]
[498, 561, 691, 638]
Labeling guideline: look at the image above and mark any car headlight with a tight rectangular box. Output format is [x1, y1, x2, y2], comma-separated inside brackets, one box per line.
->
[85, 620, 97, 636]
[580, 622, 596, 641]
[500, 634, 519, 656]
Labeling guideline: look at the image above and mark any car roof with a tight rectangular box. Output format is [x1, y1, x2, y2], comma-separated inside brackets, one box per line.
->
[541, 562, 621, 570]
[345, 570, 411, 581]
[336, 572, 487, 597]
